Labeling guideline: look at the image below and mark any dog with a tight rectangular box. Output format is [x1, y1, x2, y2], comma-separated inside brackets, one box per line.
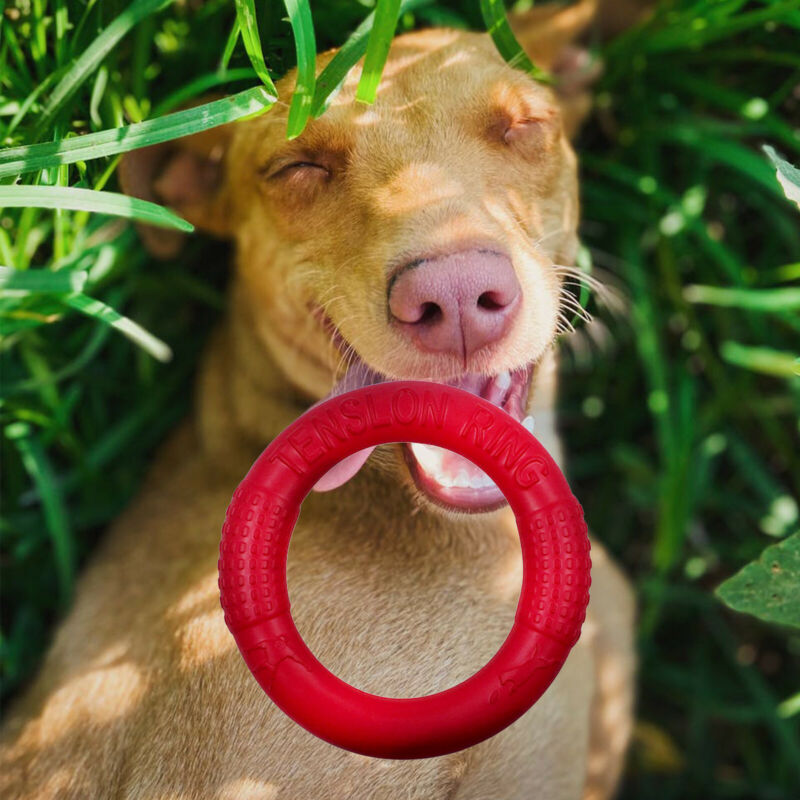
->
[1, 2, 636, 797]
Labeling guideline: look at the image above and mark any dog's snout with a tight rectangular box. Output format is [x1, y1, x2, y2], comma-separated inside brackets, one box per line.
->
[388, 249, 521, 360]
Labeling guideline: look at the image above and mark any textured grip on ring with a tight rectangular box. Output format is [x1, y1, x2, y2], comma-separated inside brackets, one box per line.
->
[517, 498, 591, 647]
[219, 381, 591, 759]
[218, 485, 293, 631]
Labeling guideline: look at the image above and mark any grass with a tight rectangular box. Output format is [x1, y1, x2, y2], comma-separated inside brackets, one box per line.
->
[1, 1, 799, 797]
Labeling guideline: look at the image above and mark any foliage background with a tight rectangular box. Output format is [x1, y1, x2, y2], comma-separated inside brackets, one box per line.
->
[1, 1, 798, 798]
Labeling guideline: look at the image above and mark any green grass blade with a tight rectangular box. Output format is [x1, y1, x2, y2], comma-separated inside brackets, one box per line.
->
[779, 693, 800, 719]
[655, 69, 799, 153]
[219, 17, 242, 74]
[725, 434, 798, 538]
[720, 342, 800, 379]
[62, 293, 172, 362]
[53, 0, 69, 66]
[234, 0, 278, 97]
[356, 0, 402, 104]
[570, 243, 593, 326]
[0, 186, 193, 232]
[310, 0, 430, 118]
[4, 322, 110, 396]
[0, 265, 88, 294]
[284, 0, 317, 138]
[1, 18, 30, 84]
[480, 0, 551, 83]
[30, 0, 48, 70]
[36, 0, 175, 136]
[153, 68, 257, 115]
[641, 0, 800, 53]
[6, 70, 60, 137]
[765, 262, 800, 284]
[89, 65, 109, 128]
[654, 126, 779, 196]
[1, 87, 276, 179]
[6, 424, 74, 607]
[685, 285, 800, 312]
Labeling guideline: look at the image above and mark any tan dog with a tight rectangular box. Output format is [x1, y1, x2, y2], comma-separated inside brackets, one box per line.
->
[1, 4, 636, 798]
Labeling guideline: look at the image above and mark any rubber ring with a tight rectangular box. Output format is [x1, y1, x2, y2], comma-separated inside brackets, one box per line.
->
[219, 381, 590, 759]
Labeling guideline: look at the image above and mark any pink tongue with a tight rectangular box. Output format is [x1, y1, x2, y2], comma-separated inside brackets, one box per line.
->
[313, 447, 376, 492]
[312, 360, 383, 492]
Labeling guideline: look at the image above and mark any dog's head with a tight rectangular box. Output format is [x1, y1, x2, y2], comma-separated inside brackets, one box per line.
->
[122, 3, 599, 513]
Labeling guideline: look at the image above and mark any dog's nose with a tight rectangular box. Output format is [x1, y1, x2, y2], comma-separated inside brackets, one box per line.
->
[388, 249, 521, 359]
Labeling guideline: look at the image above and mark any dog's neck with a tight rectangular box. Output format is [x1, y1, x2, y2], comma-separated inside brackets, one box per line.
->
[195, 283, 313, 477]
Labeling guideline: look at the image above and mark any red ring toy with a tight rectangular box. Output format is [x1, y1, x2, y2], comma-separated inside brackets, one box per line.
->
[219, 382, 590, 759]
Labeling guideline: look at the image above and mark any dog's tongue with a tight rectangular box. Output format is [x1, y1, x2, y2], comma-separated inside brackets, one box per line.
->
[313, 448, 374, 491]
[312, 361, 384, 492]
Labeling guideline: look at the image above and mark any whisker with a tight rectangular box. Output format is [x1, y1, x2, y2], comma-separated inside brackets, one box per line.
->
[531, 226, 570, 249]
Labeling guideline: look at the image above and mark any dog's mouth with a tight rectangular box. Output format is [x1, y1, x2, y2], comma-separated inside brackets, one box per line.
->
[403, 366, 535, 512]
[312, 351, 536, 513]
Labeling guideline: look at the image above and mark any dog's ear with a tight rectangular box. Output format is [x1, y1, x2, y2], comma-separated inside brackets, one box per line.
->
[509, 0, 602, 139]
[118, 101, 234, 259]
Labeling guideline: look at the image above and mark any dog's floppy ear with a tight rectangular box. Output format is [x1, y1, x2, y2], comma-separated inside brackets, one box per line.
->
[509, 0, 601, 138]
[118, 100, 234, 259]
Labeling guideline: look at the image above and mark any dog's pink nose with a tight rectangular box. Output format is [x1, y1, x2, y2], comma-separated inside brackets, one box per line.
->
[388, 249, 521, 359]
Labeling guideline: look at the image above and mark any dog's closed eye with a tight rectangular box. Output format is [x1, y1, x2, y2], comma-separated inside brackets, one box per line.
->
[264, 160, 331, 181]
[258, 159, 333, 208]
[503, 116, 554, 144]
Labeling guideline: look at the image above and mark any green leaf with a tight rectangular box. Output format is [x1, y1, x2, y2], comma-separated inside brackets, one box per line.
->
[234, 0, 279, 98]
[0, 87, 276, 179]
[716, 532, 800, 629]
[684, 284, 800, 312]
[36, 0, 175, 136]
[480, 0, 551, 84]
[720, 341, 800, 379]
[764, 145, 800, 210]
[310, 0, 430, 118]
[62, 293, 172, 362]
[0, 265, 88, 294]
[0, 186, 193, 232]
[356, 0, 402, 104]
[284, 0, 317, 138]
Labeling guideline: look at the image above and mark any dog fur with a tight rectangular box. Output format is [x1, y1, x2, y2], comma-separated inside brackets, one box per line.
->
[1, 4, 636, 798]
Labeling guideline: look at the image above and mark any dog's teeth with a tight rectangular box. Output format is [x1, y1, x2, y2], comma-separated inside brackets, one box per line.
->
[469, 471, 495, 489]
[410, 442, 498, 492]
[453, 469, 471, 488]
[496, 371, 512, 392]
[410, 442, 444, 474]
[521, 415, 535, 434]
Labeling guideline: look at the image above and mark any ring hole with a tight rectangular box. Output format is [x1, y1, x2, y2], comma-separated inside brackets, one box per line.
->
[286, 442, 519, 699]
